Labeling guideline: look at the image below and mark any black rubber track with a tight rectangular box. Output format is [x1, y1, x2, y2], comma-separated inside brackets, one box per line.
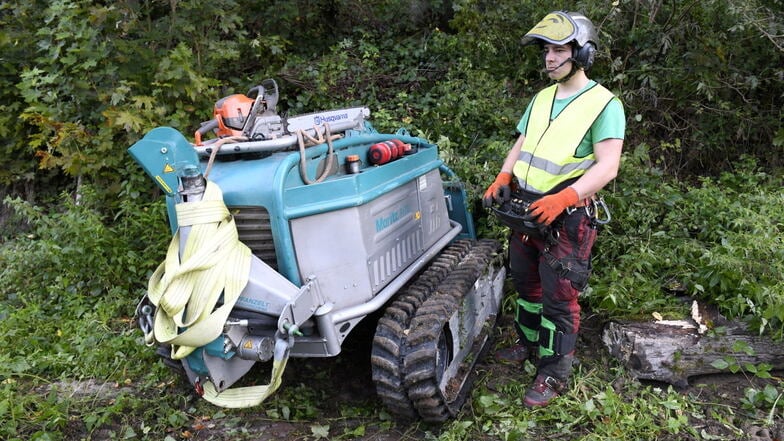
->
[370, 240, 473, 421]
[402, 239, 502, 422]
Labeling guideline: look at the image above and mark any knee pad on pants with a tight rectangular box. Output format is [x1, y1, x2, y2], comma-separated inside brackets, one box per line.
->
[538, 316, 578, 358]
[515, 298, 542, 345]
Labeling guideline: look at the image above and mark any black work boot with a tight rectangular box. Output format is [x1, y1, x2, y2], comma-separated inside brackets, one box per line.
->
[523, 374, 567, 407]
[523, 354, 574, 407]
[495, 342, 537, 364]
[495, 343, 530, 363]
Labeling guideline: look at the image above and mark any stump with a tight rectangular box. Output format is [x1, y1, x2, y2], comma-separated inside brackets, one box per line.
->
[601, 301, 784, 387]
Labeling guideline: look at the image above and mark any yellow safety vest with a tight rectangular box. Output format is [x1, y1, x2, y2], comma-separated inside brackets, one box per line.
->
[513, 83, 615, 194]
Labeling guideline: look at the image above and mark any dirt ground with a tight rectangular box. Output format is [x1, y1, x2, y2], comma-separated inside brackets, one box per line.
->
[172, 310, 783, 441]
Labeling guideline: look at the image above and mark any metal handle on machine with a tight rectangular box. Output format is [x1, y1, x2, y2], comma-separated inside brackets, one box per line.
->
[242, 79, 280, 138]
[444, 194, 454, 211]
[258, 79, 278, 111]
[194, 119, 220, 145]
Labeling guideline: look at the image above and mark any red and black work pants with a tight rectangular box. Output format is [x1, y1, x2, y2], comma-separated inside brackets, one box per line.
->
[508, 208, 597, 380]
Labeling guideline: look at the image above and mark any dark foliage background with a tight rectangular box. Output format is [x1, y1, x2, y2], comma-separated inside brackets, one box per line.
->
[2, 0, 781, 206]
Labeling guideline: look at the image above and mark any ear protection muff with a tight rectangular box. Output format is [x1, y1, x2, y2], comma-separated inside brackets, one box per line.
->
[573, 42, 596, 70]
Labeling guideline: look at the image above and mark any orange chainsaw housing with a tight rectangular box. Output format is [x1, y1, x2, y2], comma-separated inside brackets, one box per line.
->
[214, 94, 254, 137]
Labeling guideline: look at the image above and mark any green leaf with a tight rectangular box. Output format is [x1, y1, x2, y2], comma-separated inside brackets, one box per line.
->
[732, 340, 754, 355]
[112, 111, 146, 132]
[310, 424, 330, 439]
[345, 425, 366, 437]
[123, 426, 136, 439]
[661, 399, 681, 410]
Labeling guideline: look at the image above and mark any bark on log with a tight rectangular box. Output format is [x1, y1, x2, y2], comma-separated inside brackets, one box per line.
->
[601, 302, 784, 388]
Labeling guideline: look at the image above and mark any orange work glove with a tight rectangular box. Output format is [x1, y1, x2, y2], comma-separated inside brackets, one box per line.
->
[482, 171, 513, 208]
[527, 186, 579, 225]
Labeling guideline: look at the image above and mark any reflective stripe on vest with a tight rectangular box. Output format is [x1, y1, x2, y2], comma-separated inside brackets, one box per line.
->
[513, 83, 614, 194]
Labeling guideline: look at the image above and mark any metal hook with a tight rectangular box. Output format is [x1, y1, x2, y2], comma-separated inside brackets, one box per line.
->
[593, 197, 612, 225]
[135, 297, 155, 344]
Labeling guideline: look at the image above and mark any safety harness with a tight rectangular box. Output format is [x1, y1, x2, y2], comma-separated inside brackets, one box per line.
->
[498, 80, 615, 358]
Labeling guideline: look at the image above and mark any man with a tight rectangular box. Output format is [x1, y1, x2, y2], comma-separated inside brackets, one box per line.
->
[482, 10, 625, 407]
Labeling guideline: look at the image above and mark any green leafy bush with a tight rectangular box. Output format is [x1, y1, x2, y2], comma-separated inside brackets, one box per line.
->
[588, 155, 784, 335]
[0, 183, 174, 439]
[0, 184, 167, 374]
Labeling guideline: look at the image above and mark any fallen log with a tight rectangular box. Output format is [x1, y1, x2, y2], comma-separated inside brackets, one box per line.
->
[601, 301, 784, 388]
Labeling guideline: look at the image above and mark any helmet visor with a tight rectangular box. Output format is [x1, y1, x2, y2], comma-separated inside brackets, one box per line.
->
[521, 12, 577, 46]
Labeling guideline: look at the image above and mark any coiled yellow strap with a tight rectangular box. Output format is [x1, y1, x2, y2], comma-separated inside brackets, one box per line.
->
[144, 181, 291, 407]
[146, 181, 251, 359]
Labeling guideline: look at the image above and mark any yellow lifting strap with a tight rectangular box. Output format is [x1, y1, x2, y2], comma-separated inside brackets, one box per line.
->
[145, 180, 290, 408]
[202, 340, 290, 408]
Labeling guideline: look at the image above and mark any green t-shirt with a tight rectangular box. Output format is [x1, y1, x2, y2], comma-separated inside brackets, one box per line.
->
[516, 81, 626, 158]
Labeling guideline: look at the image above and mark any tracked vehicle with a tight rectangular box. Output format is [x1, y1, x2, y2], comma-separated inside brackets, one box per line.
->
[130, 80, 505, 422]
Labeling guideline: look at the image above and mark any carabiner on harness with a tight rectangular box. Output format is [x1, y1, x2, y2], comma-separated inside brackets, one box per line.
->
[592, 197, 611, 225]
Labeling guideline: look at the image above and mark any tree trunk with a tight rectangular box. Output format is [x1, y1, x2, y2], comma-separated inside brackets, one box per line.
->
[601, 302, 784, 388]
